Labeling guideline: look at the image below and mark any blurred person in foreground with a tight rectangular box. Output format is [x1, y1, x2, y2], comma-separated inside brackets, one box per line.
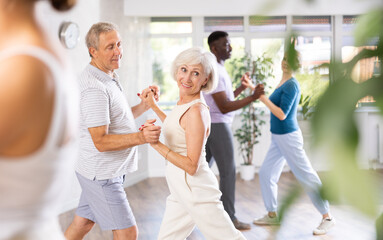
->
[0, 0, 79, 239]
[142, 47, 249, 240]
[253, 51, 335, 235]
[64, 22, 161, 240]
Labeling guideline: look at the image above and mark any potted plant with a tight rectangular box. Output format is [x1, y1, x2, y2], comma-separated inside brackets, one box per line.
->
[299, 94, 314, 120]
[297, 94, 314, 135]
[228, 53, 274, 180]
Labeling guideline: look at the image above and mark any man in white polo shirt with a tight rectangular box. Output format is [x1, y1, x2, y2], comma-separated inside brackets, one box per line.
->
[65, 22, 161, 240]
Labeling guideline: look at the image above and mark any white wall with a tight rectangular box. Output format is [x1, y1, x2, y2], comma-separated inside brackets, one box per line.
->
[124, 0, 383, 16]
[35, 0, 100, 76]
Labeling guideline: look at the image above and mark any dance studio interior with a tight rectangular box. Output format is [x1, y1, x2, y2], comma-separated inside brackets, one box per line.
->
[28, 0, 383, 239]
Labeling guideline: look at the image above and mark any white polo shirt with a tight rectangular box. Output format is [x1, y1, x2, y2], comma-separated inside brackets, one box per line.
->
[76, 64, 137, 180]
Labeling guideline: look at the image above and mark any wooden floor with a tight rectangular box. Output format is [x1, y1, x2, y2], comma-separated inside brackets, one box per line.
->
[59, 171, 383, 240]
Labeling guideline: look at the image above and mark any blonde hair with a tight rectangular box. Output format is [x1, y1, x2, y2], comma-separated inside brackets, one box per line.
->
[171, 47, 218, 94]
[284, 50, 301, 71]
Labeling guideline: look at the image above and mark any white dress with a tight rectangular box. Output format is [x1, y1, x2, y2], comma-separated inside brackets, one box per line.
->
[158, 97, 245, 240]
[0, 46, 79, 240]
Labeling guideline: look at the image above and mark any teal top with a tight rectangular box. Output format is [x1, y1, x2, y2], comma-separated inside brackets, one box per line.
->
[269, 77, 300, 134]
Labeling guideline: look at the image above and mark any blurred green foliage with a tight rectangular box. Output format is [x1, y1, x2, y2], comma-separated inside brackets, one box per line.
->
[272, 10, 383, 237]
[309, 8, 383, 239]
[295, 71, 329, 107]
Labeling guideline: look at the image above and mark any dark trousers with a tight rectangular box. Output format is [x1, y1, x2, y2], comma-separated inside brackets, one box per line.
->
[206, 123, 237, 221]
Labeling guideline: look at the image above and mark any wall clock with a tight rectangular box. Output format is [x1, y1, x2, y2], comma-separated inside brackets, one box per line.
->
[59, 21, 80, 49]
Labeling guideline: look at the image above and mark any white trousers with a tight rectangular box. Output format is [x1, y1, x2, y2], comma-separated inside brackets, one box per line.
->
[158, 161, 245, 240]
[259, 129, 330, 215]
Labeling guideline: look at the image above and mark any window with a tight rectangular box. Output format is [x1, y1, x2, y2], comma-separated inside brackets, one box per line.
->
[150, 17, 193, 105]
[341, 15, 378, 105]
[295, 36, 331, 105]
[251, 38, 284, 91]
[150, 38, 192, 103]
[249, 16, 286, 32]
[150, 17, 192, 34]
[292, 16, 331, 32]
[342, 15, 358, 32]
[148, 15, 373, 108]
[342, 36, 379, 104]
[204, 17, 244, 32]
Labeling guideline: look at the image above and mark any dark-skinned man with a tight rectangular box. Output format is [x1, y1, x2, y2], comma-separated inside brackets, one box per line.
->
[203, 31, 264, 230]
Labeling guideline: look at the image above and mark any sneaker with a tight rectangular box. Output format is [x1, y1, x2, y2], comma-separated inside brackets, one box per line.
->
[233, 219, 251, 230]
[253, 215, 280, 225]
[313, 217, 335, 235]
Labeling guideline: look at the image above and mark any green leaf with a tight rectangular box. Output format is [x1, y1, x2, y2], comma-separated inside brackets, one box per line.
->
[377, 213, 383, 240]
[354, 9, 383, 46]
[278, 184, 302, 222]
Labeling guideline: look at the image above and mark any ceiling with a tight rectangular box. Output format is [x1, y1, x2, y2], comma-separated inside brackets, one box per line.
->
[124, 0, 383, 16]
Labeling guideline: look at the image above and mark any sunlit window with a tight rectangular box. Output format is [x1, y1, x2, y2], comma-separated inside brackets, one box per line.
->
[342, 36, 379, 105]
[295, 36, 331, 105]
[150, 17, 192, 34]
[292, 16, 331, 32]
[150, 38, 192, 103]
[342, 15, 358, 32]
[251, 38, 284, 91]
[204, 17, 244, 32]
[147, 15, 376, 109]
[150, 17, 193, 105]
[249, 16, 286, 32]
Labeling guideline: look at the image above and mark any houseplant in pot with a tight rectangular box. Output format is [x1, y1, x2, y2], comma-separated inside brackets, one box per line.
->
[229, 53, 274, 180]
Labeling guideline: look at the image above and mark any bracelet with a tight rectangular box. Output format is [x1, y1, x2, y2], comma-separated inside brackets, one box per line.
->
[165, 149, 171, 160]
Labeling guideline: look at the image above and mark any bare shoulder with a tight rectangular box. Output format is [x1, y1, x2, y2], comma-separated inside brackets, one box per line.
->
[189, 102, 209, 114]
[1, 54, 52, 94]
[187, 102, 210, 124]
[0, 54, 54, 116]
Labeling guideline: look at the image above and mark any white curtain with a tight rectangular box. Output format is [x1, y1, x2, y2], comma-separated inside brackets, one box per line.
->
[119, 17, 152, 105]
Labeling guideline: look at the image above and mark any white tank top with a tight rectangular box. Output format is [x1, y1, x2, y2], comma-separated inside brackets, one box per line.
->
[163, 96, 209, 162]
[0, 46, 79, 240]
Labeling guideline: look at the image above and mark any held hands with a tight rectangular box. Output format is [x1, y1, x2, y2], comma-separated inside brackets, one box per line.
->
[138, 85, 160, 110]
[241, 72, 255, 90]
[252, 84, 265, 100]
[139, 119, 161, 144]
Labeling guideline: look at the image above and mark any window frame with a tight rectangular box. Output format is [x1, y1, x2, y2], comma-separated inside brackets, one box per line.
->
[149, 15, 371, 105]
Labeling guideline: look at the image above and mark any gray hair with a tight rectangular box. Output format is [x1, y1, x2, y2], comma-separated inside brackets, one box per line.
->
[171, 47, 218, 94]
[85, 22, 119, 57]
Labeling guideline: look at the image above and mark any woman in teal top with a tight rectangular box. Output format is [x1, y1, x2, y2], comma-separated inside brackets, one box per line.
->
[252, 52, 335, 235]
[268, 77, 300, 134]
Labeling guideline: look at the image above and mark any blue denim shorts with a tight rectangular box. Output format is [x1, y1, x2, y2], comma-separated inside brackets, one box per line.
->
[75, 172, 136, 230]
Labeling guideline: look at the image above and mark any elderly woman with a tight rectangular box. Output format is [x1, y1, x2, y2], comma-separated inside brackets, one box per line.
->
[141, 47, 251, 240]
[253, 52, 335, 235]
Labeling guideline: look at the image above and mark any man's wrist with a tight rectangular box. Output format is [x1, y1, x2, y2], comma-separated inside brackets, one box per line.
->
[137, 131, 146, 144]
[251, 93, 259, 101]
[239, 84, 247, 91]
